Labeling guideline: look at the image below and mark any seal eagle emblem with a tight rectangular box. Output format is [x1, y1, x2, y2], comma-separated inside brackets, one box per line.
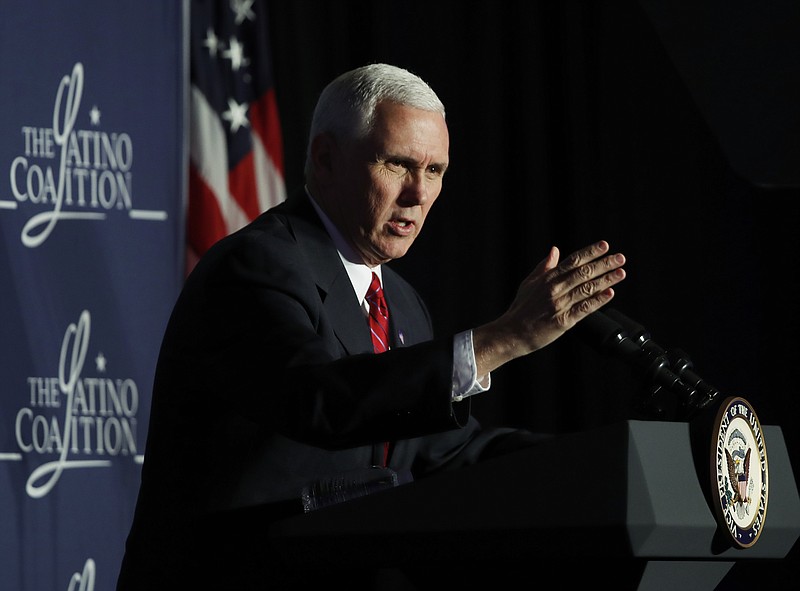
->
[711, 396, 768, 548]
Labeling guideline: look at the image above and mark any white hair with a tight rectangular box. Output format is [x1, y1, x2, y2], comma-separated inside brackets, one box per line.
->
[305, 63, 445, 174]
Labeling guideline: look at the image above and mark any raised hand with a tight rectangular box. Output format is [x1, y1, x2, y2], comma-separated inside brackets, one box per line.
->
[473, 240, 626, 376]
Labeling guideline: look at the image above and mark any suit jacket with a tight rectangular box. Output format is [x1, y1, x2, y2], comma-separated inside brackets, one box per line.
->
[117, 191, 539, 589]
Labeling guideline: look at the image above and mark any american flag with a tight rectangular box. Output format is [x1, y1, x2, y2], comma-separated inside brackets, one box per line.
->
[187, 0, 285, 274]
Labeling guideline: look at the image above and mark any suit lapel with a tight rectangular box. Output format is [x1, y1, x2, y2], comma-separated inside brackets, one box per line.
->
[383, 269, 430, 348]
[280, 193, 373, 356]
[322, 272, 373, 355]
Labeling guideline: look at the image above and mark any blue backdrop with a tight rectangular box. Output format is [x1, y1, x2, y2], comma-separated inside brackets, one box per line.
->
[0, 2, 186, 589]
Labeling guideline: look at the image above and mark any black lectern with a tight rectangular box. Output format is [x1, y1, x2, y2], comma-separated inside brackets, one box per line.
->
[266, 421, 800, 590]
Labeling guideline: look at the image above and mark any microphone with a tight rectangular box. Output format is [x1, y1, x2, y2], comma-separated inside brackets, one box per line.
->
[573, 309, 720, 418]
[602, 308, 721, 413]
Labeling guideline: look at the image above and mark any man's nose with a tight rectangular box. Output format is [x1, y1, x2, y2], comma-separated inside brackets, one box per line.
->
[399, 172, 430, 206]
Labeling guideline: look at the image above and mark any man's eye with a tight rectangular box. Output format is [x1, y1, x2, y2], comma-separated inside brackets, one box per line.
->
[427, 165, 443, 176]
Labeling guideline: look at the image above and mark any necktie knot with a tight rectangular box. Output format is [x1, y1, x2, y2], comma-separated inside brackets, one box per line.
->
[366, 272, 389, 353]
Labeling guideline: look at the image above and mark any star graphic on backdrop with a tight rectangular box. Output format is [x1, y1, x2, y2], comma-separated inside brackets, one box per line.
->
[223, 36, 249, 71]
[231, 0, 256, 24]
[90, 105, 101, 126]
[95, 352, 107, 372]
[203, 27, 221, 57]
[222, 97, 249, 132]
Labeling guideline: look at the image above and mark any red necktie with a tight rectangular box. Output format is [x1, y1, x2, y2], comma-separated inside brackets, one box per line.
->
[365, 272, 391, 465]
[365, 272, 390, 354]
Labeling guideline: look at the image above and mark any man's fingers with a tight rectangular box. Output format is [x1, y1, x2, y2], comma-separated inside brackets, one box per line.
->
[558, 240, 610, 271]
[533, 245, 560, 273]
[552, 245, 625, 297]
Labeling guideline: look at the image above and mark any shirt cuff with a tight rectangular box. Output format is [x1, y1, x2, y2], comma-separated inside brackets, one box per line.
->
[452, 329, 491, 402]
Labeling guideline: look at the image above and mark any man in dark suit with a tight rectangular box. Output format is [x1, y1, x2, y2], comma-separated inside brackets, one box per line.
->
[117, 63, 626, 589]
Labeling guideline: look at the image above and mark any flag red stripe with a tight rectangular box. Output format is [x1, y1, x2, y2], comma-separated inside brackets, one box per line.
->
[250, 88, 284, 175]
[187, 164, 227, 256]
[228, 150, 262, 221]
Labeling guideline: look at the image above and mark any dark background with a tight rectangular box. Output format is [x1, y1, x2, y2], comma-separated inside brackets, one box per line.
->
[265, 1, 799, 588]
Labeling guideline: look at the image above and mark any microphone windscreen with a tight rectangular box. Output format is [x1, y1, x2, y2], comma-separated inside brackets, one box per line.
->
[604, 308, 644, 335]
[573, 310, 625, 350]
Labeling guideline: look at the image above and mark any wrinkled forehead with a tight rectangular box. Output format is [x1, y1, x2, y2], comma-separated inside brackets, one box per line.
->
[366, 102, 449, 160]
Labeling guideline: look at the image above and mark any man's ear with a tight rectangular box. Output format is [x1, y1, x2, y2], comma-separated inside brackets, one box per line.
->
[310, 132, 336, 179]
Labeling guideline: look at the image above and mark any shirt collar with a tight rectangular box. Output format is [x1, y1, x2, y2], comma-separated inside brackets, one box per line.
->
[306, 187, 382, 304]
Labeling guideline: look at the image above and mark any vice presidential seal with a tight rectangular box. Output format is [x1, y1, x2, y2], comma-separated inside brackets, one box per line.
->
[711, 396, 768, 548]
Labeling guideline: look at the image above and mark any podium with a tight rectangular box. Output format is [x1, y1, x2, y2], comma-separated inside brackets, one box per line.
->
[265, 420, 800, 590]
